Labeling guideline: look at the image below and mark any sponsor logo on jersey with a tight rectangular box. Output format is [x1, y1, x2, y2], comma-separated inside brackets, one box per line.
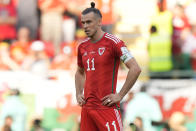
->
[98, 47, 105, 56]
[90, 51, 96, 54]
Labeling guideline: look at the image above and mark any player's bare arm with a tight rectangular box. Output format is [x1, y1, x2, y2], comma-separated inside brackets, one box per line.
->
[102, 58, 141, 106]
[75, 66, 86, 106]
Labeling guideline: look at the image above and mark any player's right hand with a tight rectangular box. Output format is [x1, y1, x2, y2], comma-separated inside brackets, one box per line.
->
[76, 94, 86, 106]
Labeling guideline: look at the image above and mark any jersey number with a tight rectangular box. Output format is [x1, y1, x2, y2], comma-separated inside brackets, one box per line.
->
[105, 121, 117, 131]
[87, 58, 95, 71]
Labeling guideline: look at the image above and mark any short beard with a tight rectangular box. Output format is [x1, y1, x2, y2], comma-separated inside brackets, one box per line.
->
[89, 30, 97, 38]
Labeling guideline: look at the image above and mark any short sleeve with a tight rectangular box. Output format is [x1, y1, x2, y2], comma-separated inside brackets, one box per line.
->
[77, 45, 84, 68]
[113, 41, 133, 63]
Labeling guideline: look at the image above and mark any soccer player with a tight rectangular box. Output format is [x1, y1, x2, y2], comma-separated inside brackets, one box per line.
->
[75, 2, 141, 131]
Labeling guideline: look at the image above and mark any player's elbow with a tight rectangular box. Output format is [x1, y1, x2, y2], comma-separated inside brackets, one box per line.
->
[133, 63, 141, 76]
[75, 70, 82, 78]
[136, 65, 141, 75]
[127, 59, 141, 74]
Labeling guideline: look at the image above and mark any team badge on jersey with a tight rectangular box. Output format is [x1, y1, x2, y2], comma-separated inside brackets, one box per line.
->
[98, 47, 105, 56]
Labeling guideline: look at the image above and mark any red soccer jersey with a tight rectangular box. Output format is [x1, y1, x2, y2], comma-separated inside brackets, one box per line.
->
[77, 33, 132, 109]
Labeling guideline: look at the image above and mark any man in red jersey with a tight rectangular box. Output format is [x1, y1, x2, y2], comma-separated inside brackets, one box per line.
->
[75, 2, 141, 131]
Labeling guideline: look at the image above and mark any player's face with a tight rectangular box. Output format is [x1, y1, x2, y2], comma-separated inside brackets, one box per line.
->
[81, 12, 100, 37]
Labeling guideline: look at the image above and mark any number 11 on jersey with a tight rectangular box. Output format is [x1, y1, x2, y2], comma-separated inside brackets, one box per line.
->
[87, 58, 95, 71]
[106, 121, 117, 131]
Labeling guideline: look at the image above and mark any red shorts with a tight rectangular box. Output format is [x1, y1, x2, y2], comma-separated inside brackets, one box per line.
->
[80, 107, 123, 131]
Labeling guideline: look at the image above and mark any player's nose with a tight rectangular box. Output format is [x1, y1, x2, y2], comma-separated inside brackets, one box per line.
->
[83, 23, 88, 29]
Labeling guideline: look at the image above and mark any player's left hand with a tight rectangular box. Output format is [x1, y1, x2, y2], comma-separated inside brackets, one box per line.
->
[101, 93, 122, 107]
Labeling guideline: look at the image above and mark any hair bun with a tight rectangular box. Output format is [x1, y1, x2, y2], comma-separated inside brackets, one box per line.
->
[91, 2, 95, 8]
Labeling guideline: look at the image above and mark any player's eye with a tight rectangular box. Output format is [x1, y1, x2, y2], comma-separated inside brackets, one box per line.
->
[86, 20, 92, 24]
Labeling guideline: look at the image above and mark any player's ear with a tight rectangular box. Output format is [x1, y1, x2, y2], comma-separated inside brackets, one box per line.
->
[98, 18, 102, 27]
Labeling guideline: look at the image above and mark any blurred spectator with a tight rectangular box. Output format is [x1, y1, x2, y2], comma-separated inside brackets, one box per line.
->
[151, 0, 173, 36]
[38, 0, 64, 54]
[16, 0, 39, 40]
[0, 42, 20, 70]
[10, 27, 32, 64]
[148, 25, 172, 72]
[50, 28, 85, 70]
[22, 40, 50, 78]
[62, 16, 76, 44]
[10, 46, 26, 65]
[189, 25, 196, 70]
[172, 4, 190, 70]
[62, 0, 78, 44]
[11, 26, 31, 51]
[1, 116, 12, 131]
[124, 84, 162, 131]
[30, 118, 47, 131]
[149, 0, 173, 72]
[182, 24, 196, 70]
[0, 89, 27, 131]
[0, 0, 17, 43]
[168, 111, 187, 131]
[50, 43, 74, 70]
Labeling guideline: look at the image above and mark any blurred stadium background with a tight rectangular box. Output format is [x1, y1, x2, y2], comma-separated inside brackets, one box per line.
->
[0, 0, 196, 130]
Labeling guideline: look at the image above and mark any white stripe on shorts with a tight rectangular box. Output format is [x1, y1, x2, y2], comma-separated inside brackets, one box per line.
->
[114, 109, 123, 131]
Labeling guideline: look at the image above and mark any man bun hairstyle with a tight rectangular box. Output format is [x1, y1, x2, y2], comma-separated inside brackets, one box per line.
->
[82, 2, 102, 18]
[91, 2, 95, 8]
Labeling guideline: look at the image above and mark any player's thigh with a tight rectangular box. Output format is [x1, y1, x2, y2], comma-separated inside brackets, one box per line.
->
[93, 108, 123, 131]
[80, 108, 98, 131]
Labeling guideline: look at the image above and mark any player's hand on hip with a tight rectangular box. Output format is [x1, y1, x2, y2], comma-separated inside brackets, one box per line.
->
[76, 94, 86, 106]
[101, 93, 122, 107]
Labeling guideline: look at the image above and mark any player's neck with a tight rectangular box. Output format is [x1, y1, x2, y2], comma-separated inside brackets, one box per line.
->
[90, 29, 105, 43]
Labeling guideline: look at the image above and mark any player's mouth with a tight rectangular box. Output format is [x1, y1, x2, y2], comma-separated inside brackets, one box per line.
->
[85, 30, 90, 34]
